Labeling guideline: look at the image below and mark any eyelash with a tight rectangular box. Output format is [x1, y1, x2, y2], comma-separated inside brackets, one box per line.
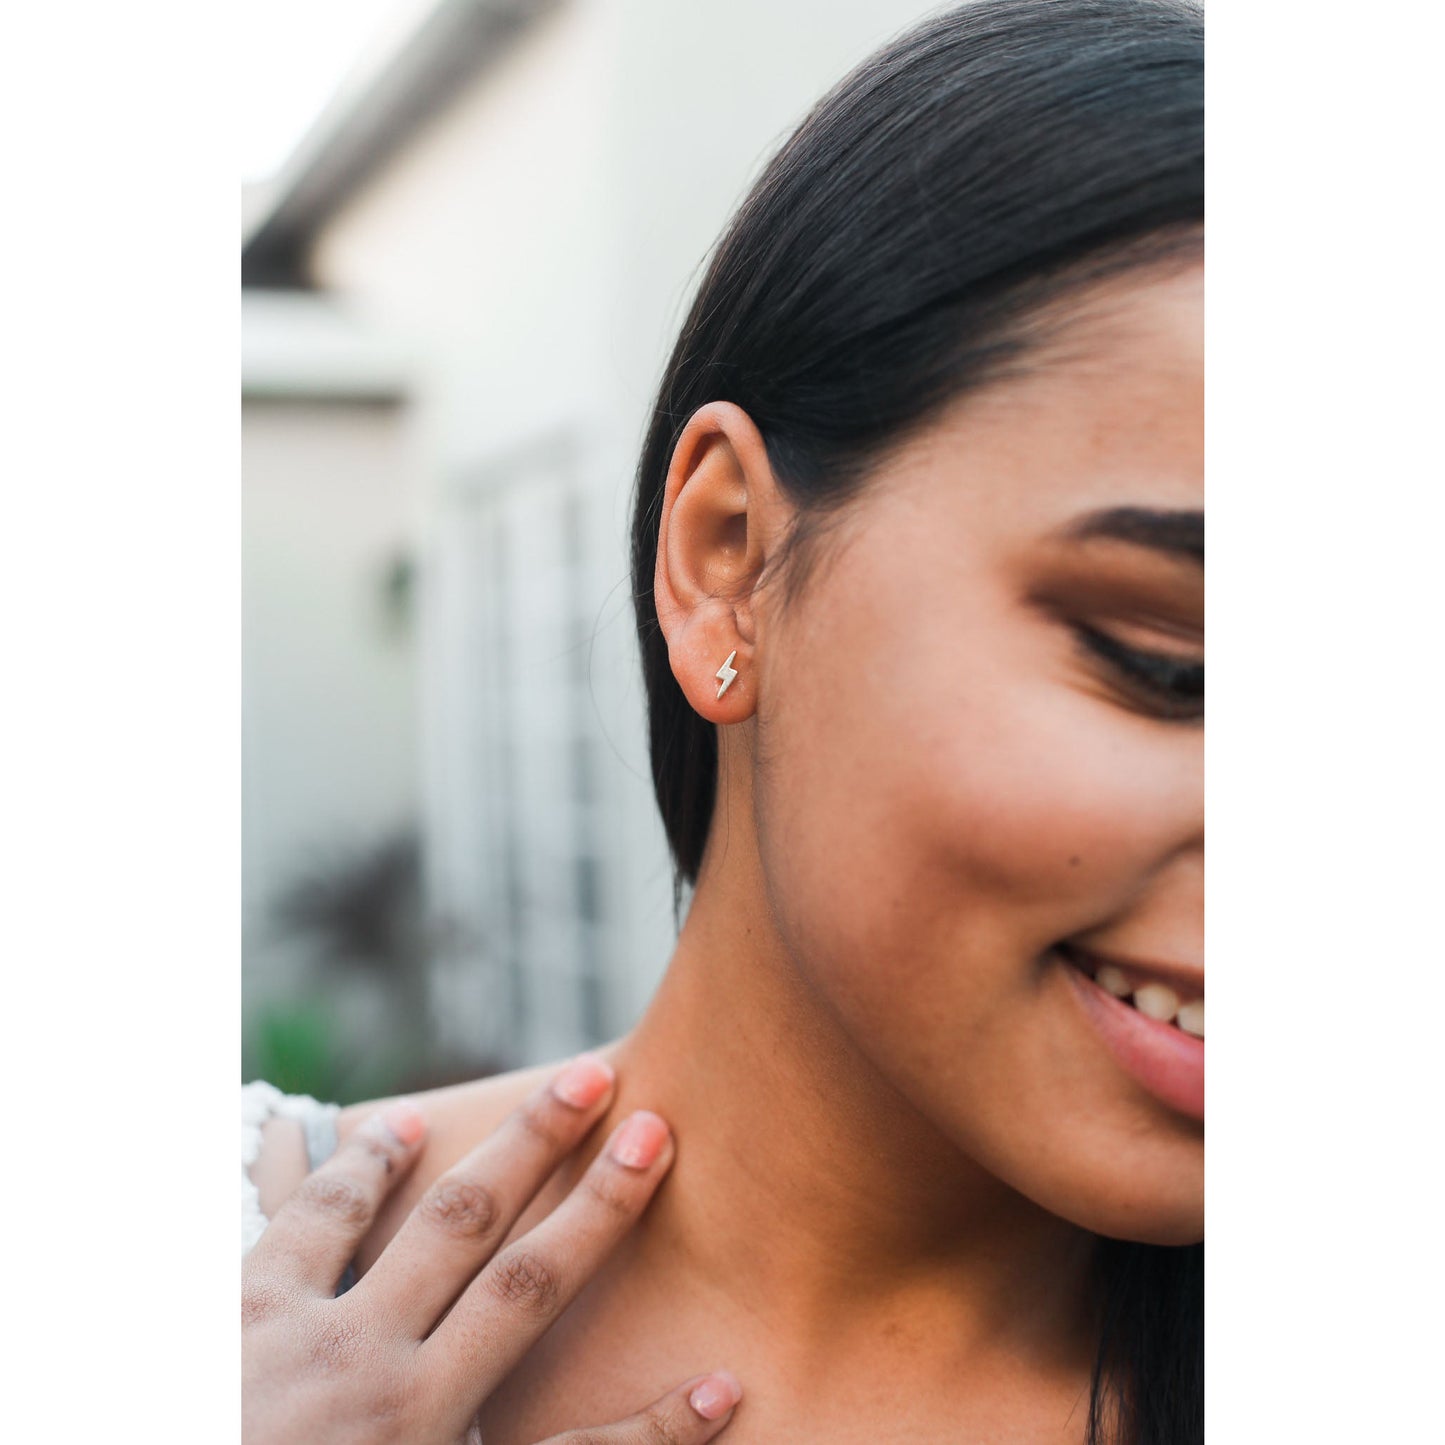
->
[1073, 623, 1204, 721]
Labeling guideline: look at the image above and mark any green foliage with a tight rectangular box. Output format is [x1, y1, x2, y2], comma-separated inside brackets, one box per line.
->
[249, 1000, 340, 1099]
[246, 998, 412, 1106]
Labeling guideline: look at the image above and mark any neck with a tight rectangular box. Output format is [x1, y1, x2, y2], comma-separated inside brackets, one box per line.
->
[599, 781, 1098, 1367]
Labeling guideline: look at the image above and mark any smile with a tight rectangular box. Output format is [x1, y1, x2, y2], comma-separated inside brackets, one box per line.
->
[1070, 952, 1203, 1038]
[1057, 942, 1204, 1122]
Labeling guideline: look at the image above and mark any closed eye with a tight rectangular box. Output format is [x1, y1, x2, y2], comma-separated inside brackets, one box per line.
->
[1073, 623, 1203, 722]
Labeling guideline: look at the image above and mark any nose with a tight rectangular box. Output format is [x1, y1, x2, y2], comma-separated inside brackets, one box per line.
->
[1127, 737, 1203, 954]
[1097, 845, 1204, 974]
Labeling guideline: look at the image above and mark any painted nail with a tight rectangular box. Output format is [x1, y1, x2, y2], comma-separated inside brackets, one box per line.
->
[380, 1100, 426, 1146]
[552, 1053, 616, 1110]
[609, 1110, 670, 1170]
[689, 1372, 742, 1420]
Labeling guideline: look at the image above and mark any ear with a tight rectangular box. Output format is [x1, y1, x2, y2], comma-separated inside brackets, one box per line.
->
[653, 401, 790, 723]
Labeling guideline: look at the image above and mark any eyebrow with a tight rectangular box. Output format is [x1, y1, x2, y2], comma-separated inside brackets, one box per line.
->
[1059, 507, 1203, 564]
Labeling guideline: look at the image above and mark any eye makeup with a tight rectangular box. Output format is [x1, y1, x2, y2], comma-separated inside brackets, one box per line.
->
[1071, 622, 1203, 721]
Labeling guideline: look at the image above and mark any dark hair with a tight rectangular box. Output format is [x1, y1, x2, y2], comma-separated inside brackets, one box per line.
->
[628, 2, 1203, 1441]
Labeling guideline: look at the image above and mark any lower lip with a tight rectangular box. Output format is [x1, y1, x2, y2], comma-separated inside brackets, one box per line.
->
[1059, 951, 1204, 1123]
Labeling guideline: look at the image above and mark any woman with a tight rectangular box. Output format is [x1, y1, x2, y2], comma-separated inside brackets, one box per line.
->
[243, 1, 1204, 1440]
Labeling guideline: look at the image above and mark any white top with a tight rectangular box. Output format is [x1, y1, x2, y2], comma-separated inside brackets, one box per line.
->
[241, 1080, 341, 1255]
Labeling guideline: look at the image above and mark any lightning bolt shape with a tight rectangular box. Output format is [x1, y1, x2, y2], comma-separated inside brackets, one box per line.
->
[715, 649, 738, 699]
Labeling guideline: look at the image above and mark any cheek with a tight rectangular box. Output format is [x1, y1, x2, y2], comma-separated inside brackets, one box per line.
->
[754, 606, 1204, 1228]
[757, 607, 1183, 981]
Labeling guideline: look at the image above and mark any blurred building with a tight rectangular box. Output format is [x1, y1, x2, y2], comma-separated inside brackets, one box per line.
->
[242, 0, 939, 1091]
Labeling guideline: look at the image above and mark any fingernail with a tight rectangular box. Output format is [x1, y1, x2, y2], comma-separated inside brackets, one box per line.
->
[551, 1053, 615, 1110]
[609, 1110, 670, 1170]
[380, 1100, 426, 1146]
[689, 1372, 742, 1420]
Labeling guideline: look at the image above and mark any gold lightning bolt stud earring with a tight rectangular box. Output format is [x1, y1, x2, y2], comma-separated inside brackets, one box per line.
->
[715, 649, 739, 699]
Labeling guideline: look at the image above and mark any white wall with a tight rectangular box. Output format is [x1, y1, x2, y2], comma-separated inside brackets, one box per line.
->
[241, 394, 419, 989]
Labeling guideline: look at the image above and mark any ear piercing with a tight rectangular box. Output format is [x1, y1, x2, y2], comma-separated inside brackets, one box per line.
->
[715, 649, 739, 699]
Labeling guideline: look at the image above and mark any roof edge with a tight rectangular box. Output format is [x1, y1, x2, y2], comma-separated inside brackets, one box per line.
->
[242, 0, 561, 289]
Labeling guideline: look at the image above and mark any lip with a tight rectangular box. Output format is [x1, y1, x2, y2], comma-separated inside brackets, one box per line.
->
[1059, 948, 1204, 1123]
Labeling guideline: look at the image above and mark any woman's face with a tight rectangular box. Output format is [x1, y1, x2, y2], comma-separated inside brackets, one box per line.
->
[752, 261, 1203, 1244]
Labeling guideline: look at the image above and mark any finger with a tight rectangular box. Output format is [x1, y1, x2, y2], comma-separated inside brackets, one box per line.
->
[537, 1372, 743, 1444]
[353, 1054, 616, 1334]
[246, 1101, 426, 1296]
[424, 1109, 674, 1405]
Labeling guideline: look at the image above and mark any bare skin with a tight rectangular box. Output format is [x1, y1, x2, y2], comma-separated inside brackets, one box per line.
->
[255, 259, 1203, 1442]
[244, 1061, 744, 1444]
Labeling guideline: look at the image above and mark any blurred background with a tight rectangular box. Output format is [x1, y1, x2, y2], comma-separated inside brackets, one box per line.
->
[242, 0, 942, 1102]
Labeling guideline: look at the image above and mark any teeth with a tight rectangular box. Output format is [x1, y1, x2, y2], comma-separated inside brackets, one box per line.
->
[1095, 963, 1134, 997]
[1132, 982, 1181, 1022]
[1074, 951, 1203, 1036]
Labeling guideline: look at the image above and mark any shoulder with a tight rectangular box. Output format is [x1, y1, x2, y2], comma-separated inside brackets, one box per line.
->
[337, 1061, 555, 1167]
[247, 1060, 549, 1174]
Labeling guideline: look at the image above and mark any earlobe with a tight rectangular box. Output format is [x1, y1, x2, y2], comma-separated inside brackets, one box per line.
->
[660, 580, 756, 724]
[653, 401, 782, 724]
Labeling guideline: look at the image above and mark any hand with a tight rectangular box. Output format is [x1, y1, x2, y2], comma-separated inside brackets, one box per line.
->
[242, 1056, 741, 1444]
